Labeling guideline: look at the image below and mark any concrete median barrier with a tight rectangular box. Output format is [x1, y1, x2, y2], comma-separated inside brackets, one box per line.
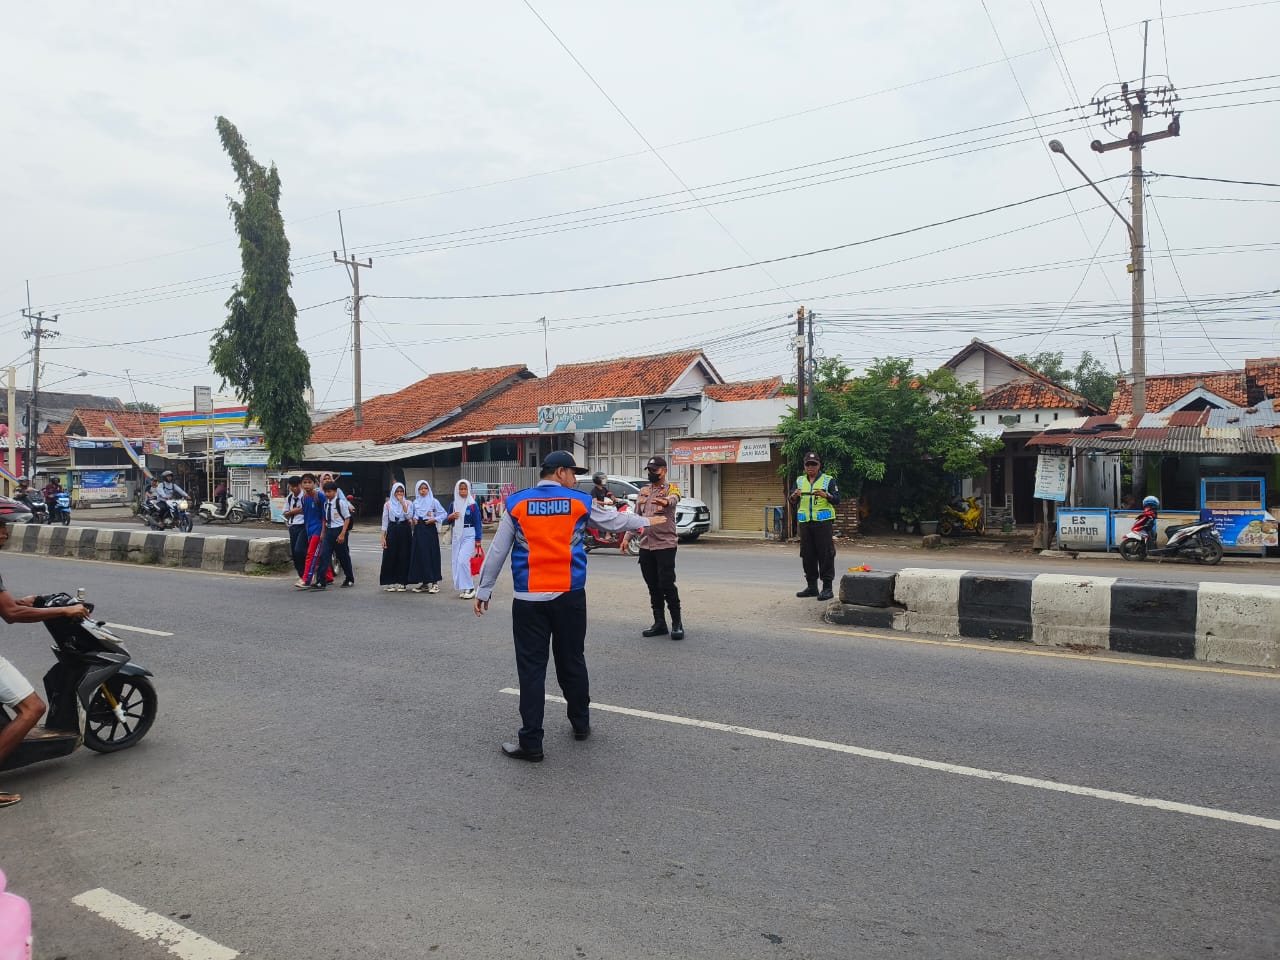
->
[9, 523, 290, 575]
[819, 567, 1276, 670]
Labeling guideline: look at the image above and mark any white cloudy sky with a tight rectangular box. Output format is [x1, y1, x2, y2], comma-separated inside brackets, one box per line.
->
[3, 0, 1278, 408]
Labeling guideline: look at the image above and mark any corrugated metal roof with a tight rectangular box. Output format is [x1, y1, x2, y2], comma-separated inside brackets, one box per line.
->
[1027, 401, 1280, 454]
[301, 440, 461, 462]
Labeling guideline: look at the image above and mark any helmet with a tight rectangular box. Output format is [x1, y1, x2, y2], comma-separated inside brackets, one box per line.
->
[592, 472, 607, 485]
[162, 470, 174, 480]
[1142, 496, 1160, 510]
[0, 496, 32, 523]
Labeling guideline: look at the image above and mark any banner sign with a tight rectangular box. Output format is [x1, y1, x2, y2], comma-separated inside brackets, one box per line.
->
[537, 400, 643, 433]
[194, 385, 213, 414]
[1200, 508, 1278, 550]
[102, 417, 151, 480]
[75, 470, 126, 502]
[214, 436, 265, 450]
[159, 406, 252, 430]
[1033, 454, 1070, 502]
[1056, 508, 1109, 550]
[224, 449, 270, 467]
[669, 437, 774, 465]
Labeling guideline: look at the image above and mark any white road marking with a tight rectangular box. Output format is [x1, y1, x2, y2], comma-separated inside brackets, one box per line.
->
[71, 888, 238, 960]
[104, 622, 174, 637]
[499, 689, 1280, 832]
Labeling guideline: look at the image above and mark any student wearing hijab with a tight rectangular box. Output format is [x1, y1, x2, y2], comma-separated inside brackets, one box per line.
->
[379, 482, 413, 592]
[408, 480, 445, 593]
[447, 478, 483, 599]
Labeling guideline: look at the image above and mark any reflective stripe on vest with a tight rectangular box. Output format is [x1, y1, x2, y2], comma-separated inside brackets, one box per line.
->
[796, 473, 835, 522]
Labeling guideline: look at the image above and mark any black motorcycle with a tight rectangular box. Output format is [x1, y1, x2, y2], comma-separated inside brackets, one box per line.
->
[0, 591, 157, 772]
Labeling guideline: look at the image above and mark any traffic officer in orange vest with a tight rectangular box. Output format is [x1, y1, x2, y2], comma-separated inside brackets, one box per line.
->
[474, 450, 664, 762]
[790, 451, 841, 601]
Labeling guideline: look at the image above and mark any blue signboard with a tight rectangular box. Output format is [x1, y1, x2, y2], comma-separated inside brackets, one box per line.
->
[1200, 476, 1274, 554]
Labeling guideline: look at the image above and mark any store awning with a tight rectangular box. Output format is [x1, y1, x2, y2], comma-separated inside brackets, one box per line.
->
[300, 440, 462, 463]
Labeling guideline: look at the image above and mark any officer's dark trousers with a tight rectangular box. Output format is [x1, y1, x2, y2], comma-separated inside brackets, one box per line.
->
[638, 547, 680, 623]
[512, 590, 589, 750]
[799, 519, 836, 585]
[287, 523, 307, 578]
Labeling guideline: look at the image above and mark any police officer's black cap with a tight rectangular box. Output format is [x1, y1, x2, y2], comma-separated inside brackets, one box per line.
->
[803, 451, 821, 465]
[541, 450, 588, 475]
[645, 456, 667, 470]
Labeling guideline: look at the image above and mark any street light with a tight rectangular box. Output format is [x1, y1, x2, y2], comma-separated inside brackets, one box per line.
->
[41, 370, 88, 390]
[1047, 141, 1133, 241]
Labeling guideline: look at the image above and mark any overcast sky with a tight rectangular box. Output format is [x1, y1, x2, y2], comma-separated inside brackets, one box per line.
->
[3, 0, 1278, 408]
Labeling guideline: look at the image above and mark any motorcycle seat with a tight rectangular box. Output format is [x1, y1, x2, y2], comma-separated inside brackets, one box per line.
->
[1165, 522, 1200, 535]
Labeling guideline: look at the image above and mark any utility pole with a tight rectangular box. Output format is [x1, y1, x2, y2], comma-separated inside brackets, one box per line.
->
[21, 309, 59, 481]
[6, 367, 16, 492]
[805, 309, 816, 419]
[794, 306, 806, 422]
[333, 252, 373, 427]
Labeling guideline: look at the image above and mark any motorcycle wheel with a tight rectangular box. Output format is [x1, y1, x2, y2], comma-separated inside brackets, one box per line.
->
[228, 507, 245, 524]
[61, 511, 71, 526]
[1119, 539, 1146, 561]
[84, 675, 157, 753]
[1198, 538, 1224, 566]
[178, 515, 193, 533]
[938, 517, 955, 537]
[626, 536, 641, 557]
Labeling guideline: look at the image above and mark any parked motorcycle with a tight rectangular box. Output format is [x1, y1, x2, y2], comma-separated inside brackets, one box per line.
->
[1120, 519, 1223, 565]
[144, 498, 194, 533]
[583, 502, 641, 556]
[45, 491, 72, 526]
[0, 589, 158, 773]
[938, 496, 985, 536]
[251, 491, 271, 520]
[198, 498, 246, 524]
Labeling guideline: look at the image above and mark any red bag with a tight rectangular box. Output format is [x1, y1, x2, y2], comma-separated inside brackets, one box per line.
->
[470, 544, 485, 577]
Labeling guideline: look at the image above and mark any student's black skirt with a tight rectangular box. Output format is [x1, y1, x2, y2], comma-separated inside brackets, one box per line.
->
[407, 522, 442, 585]
[380, 521, 412, 586]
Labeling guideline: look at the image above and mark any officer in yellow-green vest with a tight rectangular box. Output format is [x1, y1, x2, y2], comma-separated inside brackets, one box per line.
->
[790, 451, 841, 601]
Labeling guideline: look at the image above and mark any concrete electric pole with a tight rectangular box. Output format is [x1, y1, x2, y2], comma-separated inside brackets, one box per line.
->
[333, 252, 373, 428]
[794, 306, 806, 422]
[20, 309, 59, 480]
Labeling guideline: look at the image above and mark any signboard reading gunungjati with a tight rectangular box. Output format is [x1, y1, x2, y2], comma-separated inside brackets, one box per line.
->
[537, 400, 643, 433]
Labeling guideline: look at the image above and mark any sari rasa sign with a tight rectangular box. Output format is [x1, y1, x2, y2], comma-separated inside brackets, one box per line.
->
[670, 437, 772, 465]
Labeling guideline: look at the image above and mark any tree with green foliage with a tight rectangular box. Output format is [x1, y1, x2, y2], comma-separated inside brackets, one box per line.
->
[210, 116, 312, 466]
[779, 358, 999, 523]
[124, 401, 158, 414]
[1015, 350, 1118, 410]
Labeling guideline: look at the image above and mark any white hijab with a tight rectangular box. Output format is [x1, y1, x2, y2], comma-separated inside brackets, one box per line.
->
[412, 481, 437, 520]
[452, 479, 475, 533]
[386, 482, 409, 521]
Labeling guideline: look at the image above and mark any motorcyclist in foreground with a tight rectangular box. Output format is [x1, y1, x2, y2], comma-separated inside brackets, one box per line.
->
[154, 471, 188, 525]
[0, 498, 89, 807]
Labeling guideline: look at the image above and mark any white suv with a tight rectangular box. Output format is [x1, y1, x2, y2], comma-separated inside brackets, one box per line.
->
[578, 475, 711, 542]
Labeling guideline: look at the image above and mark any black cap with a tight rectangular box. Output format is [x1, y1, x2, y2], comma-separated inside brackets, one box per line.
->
[542, 450, 588, 475]
[645, 456, 667, 470]
[803, 451, 821, 464]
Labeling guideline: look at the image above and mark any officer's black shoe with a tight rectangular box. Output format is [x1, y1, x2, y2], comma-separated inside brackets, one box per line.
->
[670, 621, 685, 640]
[573, 726, 591, 741]
[501, 742, 544, 762]
[796, 583, 819, 598]
[817, 582, 834, 601]
[642, 622, 669, 637]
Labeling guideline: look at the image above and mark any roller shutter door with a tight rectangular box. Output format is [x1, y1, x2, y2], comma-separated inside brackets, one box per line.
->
[720, 458, 783, 532]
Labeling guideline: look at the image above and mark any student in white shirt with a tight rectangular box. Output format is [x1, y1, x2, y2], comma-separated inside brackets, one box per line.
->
[281, 476, 307, 580]
[311, 480, 354, 590]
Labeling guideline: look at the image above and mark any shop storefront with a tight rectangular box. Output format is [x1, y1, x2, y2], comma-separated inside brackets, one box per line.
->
[671, 435, 786, 534]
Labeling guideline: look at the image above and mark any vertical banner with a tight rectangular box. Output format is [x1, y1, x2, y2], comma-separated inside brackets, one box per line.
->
[1033, 454, 1069, 502]
[102, 417, 153, 480]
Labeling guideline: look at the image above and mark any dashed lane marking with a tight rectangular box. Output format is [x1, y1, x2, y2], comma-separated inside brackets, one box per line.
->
[71, 888, 238, 960]
[499, 689, 1280, 832]
[801, 626, 1279, 679]
[104, 623, 174, 637]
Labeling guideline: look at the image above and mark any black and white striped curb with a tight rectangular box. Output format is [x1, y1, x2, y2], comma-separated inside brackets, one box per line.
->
[826, 568, 1279, 669]
[7, 523, 292, 574]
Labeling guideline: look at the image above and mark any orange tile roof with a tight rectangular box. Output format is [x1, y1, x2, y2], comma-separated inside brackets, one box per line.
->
[1109, 370, 1249, 416]
[979, 378, 1103, 414]
[1246, 357, 1280, 404]
[310, 365, 533, 444]
[68, 408, 160, 439]
[429, 350, 716, 438]
[37, 433, 70, 457]
[704, 377, 783, 401]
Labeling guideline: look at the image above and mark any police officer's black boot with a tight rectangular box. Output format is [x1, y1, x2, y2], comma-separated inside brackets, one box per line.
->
[817, 580, 834, 602]
[642, 604, 668, 637]
[796, 581, 819, 598]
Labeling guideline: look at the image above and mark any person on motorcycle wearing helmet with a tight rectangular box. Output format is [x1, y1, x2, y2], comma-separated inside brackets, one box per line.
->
[41, 477, 62, 510]
[154, 471, 188, 523]
[589, 472, 614, 506]
[0, 498, 89, 808]
[1132, 496, 1159, 536]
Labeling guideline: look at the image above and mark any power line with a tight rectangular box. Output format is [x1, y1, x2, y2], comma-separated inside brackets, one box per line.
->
[1098, 1, 1124, 84]
[1147, 171, 1280, 188]
[1145, 192, 1231, 365]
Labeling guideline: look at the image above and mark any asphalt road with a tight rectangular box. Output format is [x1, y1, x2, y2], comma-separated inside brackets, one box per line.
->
[1, 549, 1276, 959]
[60, 513, 1280, 586]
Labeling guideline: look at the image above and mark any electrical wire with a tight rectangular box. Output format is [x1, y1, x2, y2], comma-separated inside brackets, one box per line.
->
[1145, 192, 1231, 365]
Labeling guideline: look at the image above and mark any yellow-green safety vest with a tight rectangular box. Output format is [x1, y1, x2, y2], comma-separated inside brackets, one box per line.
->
[796, 473, 835, 523]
